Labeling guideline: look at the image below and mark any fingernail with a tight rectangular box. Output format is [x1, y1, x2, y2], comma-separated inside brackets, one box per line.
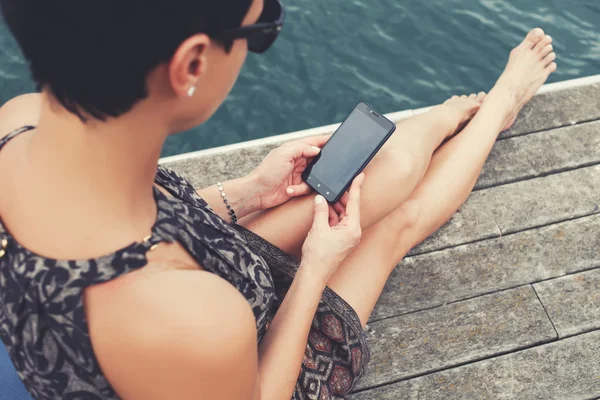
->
[287, 187, 295, 195]
[315, 195, 324, 205]
[311, 146, 321, 152]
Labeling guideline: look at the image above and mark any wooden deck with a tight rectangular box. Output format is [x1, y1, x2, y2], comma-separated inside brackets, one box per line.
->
[164, 76, 600, 400]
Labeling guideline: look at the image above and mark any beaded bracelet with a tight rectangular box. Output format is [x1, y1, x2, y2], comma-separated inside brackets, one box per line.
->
[217, 181, 238, 224]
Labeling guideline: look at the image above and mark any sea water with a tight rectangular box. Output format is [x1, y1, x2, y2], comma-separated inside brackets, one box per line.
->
[0, 0, 599, 156]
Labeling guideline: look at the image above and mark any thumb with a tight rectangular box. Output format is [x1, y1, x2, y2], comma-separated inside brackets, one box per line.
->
[312, 195, 330, 230]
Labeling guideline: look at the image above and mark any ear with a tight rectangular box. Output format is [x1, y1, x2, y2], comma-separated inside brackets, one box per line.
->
[168, 34, 211, 97]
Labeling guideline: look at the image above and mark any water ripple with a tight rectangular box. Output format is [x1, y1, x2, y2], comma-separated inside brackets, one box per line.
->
[0, 2, 598, 156]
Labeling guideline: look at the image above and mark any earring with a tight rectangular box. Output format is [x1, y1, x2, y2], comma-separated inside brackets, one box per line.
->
[187, 86, 197, 97]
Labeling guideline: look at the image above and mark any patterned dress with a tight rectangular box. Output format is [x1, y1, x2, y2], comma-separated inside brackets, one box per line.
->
[0, 126, 370, 400]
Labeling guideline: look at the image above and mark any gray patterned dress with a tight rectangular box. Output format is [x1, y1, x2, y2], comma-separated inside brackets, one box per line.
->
[0, 126, 370, 400]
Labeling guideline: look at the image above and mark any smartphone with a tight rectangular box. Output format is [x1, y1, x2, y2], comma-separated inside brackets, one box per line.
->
[302, 102, 396, 203]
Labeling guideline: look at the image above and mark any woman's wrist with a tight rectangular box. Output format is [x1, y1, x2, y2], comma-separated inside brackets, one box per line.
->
[222, 175, 262, 218]
[297, 261, 330, 292]
[197, 175, 262, 221]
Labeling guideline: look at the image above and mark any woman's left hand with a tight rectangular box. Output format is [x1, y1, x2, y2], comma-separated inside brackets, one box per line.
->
[250, 135, 330, 210]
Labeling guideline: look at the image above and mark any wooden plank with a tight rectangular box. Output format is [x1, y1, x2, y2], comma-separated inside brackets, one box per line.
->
[485, 164, 600, 235]
[352, 330, 600, 400]
[412, 123, 600, 255]
[356, 286, 555, 390]
[373, 214, 600, 321]
[534, 268, 600, 338]
[501, 82, 600, 139]
[413, 161, 600, 256]
[477, 120, 600, 190]
[409, 192, 501, 256]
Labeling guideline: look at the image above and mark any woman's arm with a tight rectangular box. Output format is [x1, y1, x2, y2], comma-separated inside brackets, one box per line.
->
[87, 269, 263, 400]
[256, 266, 326, 398]
[87, 265, 327, 400]
[257, 177, 364, 398]
[196, 136, 330, 221]
[196, 175, 262, 220]
[88, 179, 363, 399]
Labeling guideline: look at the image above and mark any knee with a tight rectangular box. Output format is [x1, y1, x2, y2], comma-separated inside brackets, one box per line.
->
[377, 200, 422, 261]
[384, 200, 421, 239]
[379, 146, 422, 186]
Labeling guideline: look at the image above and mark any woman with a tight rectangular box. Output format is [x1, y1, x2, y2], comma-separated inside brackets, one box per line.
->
[0, 0, 556, 398]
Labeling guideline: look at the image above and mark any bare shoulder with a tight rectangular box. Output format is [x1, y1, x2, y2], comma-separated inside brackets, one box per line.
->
[85, 268, 260, 400]
[0, 93, 41, 138]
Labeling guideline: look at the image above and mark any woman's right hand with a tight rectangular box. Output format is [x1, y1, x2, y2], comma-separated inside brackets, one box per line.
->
[300, 174, 365, 285]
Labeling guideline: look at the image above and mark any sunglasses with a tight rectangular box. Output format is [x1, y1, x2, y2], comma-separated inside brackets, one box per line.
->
[213, 0, 285, 54]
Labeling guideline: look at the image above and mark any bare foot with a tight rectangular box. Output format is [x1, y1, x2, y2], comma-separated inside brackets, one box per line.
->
[493, 28, 557, 130]
[441, 91, 487, 137]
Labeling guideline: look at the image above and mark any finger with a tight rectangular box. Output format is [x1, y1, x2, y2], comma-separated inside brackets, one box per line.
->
[280, 141, 321, 161]
[344, 174, 365, 224]
[302, 134, 331, 149]
[286, 183, 313, 197]
[338, 192, 350, 208]
[312, 195, 330, 230]
[333, 201, 345, 216]
[293, 143, 322, 159]
[329, 205, 340, 226]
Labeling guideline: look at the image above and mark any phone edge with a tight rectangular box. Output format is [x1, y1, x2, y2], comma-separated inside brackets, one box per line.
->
[302, 102, 397, 203]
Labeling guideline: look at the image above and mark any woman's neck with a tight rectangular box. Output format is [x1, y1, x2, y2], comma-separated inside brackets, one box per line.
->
[24, 92, 171, 242]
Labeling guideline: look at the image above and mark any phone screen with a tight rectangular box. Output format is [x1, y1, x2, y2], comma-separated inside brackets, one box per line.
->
[305, 104, 395, 201]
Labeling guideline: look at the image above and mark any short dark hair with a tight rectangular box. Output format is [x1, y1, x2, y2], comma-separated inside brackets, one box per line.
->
[0, 0, 253, 120]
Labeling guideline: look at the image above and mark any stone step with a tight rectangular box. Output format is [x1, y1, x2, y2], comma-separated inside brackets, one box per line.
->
[534, 268, 600, 338]
[351, 329, 600, 400]
[373, 214, 600, 322]
[356, 286, 555, 391]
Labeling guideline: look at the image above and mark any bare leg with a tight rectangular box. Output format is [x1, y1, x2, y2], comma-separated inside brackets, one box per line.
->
[327, 28, 557, 325]
[241, 97, 484, 259]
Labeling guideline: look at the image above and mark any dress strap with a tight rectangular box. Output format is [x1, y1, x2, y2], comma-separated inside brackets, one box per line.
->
[0, 126, 35, 151]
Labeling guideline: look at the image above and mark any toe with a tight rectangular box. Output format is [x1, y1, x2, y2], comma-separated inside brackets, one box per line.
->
[546, 62, 558, 75]
[534, 35, 552, 52]
[539, 44, 553, 58]
[460, 95, 468, 99]
[543, 52, 557, 66]
[476, 91, 486, 102]
[524, 28, 545, 47]
[469, 93, 477, 99]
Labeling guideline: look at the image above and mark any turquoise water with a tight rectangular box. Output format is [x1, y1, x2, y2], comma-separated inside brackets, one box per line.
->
[1, 1, 599, 157]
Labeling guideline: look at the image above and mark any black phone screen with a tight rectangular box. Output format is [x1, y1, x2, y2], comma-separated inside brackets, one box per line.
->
[306, 104, 394, 199]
